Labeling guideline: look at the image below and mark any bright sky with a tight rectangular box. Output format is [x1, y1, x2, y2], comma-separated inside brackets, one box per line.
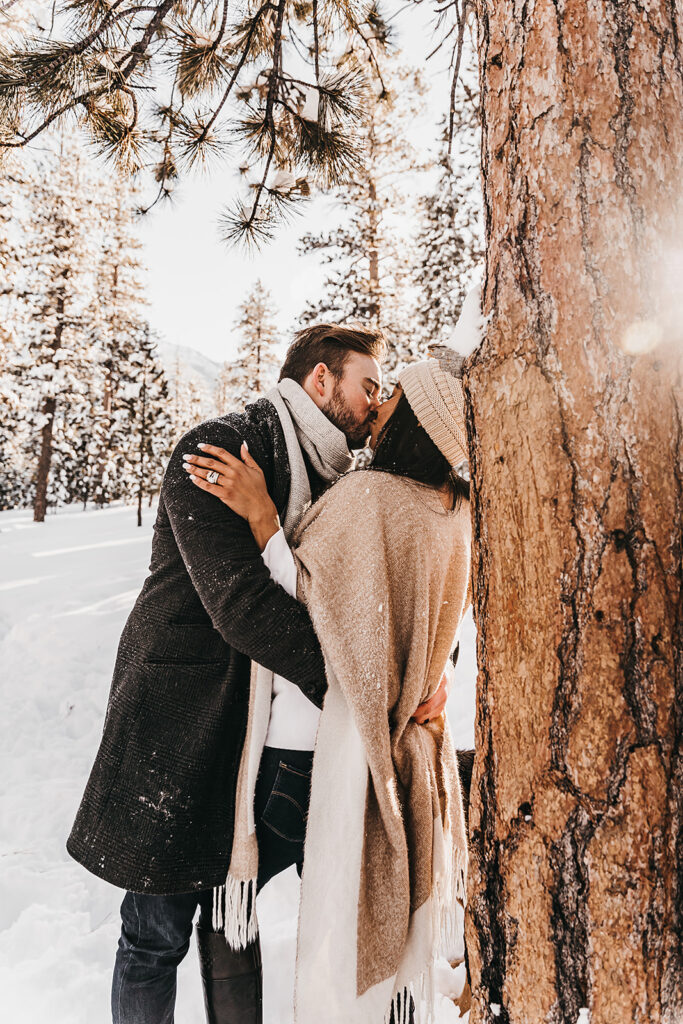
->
[136, 1, 460, 365]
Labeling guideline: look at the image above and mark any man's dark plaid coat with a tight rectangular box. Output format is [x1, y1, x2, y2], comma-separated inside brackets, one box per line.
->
[67, 398, 326, 894]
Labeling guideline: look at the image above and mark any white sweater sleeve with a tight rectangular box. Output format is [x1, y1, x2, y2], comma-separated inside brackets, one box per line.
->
[261, 527, 297, 599]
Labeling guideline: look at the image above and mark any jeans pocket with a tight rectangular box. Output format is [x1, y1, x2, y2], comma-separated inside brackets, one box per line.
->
[261, 761, 311, 844]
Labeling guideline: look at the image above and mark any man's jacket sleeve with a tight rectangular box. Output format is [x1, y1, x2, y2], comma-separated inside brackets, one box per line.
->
[162, 421, 327, 708]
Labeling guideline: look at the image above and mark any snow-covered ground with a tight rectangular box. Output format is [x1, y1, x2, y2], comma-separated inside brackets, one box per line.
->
[0, 503, 476, 1023]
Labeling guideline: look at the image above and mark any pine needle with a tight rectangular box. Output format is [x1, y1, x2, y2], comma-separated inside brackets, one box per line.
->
[171, 21, 232, 100]
[175, 116, 229, 171]
[291, 121, 363, 188]
[84, 94, 147, 172]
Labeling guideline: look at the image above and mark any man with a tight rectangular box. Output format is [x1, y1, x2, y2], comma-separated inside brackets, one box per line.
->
[67, 323, 446, 1024]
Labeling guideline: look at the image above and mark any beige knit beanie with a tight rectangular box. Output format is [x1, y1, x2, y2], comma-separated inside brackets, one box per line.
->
[398, 358, 468, 468]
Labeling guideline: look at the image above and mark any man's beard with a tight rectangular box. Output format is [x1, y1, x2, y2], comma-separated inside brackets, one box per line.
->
[323, 380, 372, 449]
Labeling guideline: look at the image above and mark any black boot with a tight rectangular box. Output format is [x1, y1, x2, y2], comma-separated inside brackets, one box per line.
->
[196, 926, 263, 1024]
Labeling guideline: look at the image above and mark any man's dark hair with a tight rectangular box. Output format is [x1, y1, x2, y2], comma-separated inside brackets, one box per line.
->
[279, 323, 386, 385]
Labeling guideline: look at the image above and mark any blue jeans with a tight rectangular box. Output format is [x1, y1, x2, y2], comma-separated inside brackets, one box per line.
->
[111, 747, 313, 1024]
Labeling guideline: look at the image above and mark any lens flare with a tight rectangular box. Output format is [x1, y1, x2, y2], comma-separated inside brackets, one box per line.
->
[619, 319, 664, 356]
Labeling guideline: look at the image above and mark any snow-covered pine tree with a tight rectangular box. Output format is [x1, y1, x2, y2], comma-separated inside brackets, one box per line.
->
[167, 355, 214, 442]
[0, 157, 31, 510]
[214, 359, 243, 415]
[415, 69, 484, 348]
[218, 280, 281, 411]
[1, 129, 173, 514]
[10, 138, 101, 522]
[88, 174, 173, 507]
[0, 4, 52, 511]
[114, 327, 173, 524]
[298, 29, 426, 376]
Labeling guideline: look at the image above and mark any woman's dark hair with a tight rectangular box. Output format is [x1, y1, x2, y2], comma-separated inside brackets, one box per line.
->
[369, 392, 469, 509]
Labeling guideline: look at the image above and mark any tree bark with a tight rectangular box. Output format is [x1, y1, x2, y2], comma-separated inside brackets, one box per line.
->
[465, 2, 683, 1022]
[33, 395, 56, 523]
[368, 176, 380, 325]
[137, 362, 146, 528]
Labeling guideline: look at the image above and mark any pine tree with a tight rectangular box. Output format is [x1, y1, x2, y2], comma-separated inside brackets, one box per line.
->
[298, 43, 426, 375]
[0, 159, 30, 509]
[0, 0, 38, 507]
[217, 280, 281, 411]
[0, 333, 27, 510]
[0, 128, 173, 515]
[88, 174, 160, 506]
[467, 3, 683, 1020]
[214, 359, 243, 415]
[10, 138, 100, 521]
[115, 327, 174, 525]
[415, 67, 484, 348]
[167, 356, 214, 443]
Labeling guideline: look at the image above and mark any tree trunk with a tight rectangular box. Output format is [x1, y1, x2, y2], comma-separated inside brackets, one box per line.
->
[94, 263, 117, 507]
[368, 177, 380, 325]
[465, 3, 683, 1023]
[33, 292, 66, 523]
[137, 363, 147, 528]
[33, 395, 56, 523]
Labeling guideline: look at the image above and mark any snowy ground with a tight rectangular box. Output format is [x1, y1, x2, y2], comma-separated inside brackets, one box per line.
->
[0, 503, 476, 1024]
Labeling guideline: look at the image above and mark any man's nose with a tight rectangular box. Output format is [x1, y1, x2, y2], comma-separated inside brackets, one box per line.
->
[369, 392, 381, 411]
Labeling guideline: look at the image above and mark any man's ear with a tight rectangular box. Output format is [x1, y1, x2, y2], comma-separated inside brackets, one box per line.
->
[312, 361, 329, 398]
[301, 362, 330, 408]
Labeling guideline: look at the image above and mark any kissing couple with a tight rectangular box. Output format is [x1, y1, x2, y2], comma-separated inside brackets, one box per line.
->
[68, 315, 474, 1024]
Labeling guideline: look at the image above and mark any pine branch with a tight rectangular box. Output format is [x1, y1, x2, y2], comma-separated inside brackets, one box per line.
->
[0, 0, 176, 150]
[312, 0, 320, 87]
[172, 0, 232, 99]
[116, 0, 176, 79]
[87, 88, 147, 169]
[423, 0, 477, 151]
[189, 0, 272, 151]
[1, 84, 106, 148]
[240, 0, 285, 234]
[0, 0, 463, 249]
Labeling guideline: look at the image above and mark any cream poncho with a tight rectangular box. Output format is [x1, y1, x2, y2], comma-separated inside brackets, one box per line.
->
[293, 469, 471, 1024]
[222, 467, 471, 1023]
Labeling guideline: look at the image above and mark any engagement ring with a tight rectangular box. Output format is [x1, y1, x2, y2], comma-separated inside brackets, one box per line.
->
[207, 470, 219, 484]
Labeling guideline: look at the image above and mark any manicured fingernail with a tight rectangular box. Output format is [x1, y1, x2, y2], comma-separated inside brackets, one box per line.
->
[242, 441, 248, 451]
[190, 474, 199, 481]
[183, 454, 192, 461]
[198, 443, 208, 450]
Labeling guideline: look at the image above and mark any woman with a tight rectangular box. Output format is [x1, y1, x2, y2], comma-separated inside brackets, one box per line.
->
[186, 357, 471, 1024]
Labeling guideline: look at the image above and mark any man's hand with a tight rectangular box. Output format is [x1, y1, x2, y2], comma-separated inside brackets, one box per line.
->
[412, 669, 450, 724]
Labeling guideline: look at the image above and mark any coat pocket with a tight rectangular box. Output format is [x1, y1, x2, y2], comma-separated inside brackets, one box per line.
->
[144, 622, 231, 666]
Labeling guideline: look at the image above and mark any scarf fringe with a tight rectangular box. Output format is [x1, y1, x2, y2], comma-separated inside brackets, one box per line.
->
[387, 844, 466, 1024]
[384, 964, 438, 1024]
[212, 876, 258, 950]
[436, 844, 468, 959]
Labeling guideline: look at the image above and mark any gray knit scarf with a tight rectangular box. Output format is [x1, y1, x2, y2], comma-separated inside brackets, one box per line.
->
[267, 378, 355, 536]
[212, 378, 354, 943]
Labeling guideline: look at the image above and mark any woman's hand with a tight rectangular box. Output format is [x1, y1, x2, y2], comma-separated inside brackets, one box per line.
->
[183, 442, 280, 551]
[411, 670, 449, 724]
